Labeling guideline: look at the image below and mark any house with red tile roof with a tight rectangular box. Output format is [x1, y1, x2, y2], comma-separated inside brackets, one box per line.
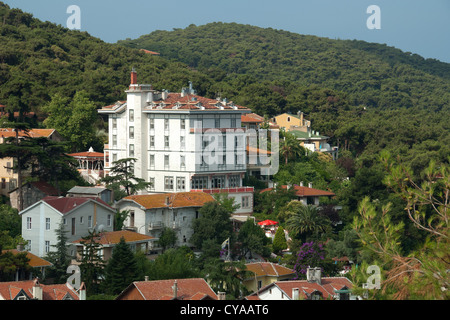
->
[260, 183, 335, 206]
[243, 262, 296, 292]
[0, 128, 62, 197]
[115, 192, 215, 253]
[18, 196, 116, 258]
[0, 278, 85, 300]
[246, 267, 355, 300]
[72, 230, 156, 261]
[115, 278, 220, 300]
[1, 248, 53, 281]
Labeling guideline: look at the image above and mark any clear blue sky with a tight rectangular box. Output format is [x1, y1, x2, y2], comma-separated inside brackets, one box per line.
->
[3, 0, 450, 63]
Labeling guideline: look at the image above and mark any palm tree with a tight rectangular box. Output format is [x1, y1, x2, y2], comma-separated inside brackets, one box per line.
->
[285, 204, 330, 241]
[280, 131, 304, 165]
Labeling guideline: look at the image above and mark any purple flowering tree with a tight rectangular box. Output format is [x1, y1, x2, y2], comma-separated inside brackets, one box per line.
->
[292, 241, 325, 280]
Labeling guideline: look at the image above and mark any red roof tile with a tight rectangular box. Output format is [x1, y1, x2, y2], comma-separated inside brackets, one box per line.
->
[247, 277, 353, 300]
[0, 279, 80, 300]
[260, 185, 335, 197]
[41, 196, 113, 214]
[72, 230, 154, 245]
[117, 278, 218, 300]
[122, 192, 215, 209]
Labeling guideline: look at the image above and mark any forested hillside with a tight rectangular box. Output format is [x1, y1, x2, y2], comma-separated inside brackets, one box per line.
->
[0, 2, 216, 116]
[120, 22, 450, 174]
[118, 22, 450, 112]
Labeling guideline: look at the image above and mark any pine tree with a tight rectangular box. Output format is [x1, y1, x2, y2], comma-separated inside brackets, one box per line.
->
[45, 220, 71, 283]
[103, 237, 139, 295]
[79, 229, 105, 296]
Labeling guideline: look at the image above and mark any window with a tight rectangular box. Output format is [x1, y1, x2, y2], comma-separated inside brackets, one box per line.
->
[107, 214, 112, 227]
[231, 117, 236, 128]
[149, 154, 155, 169]
[27, 217, 32, 230]
[164, 176, 174, 190]
[88, 216, 92, 228]
[242, 196, 250, 208]
[129, 211, 135, 228]
[129, 126, 134, 139]
[180, 119, 185, 130]
[149, 135, 155, 148]
[229, 175, 240, 187]
[180, 136, 185, 150]
[149, 118, 154, 129]
[164, 136, 169, 148]
[45, 241, 50, 253]
[211, 176, 225, 188]
[164, 155, 169, 169]
[191, 176, 208, 189]
[164, 119, 169, 131]
[112, 118, 117, 129]
[45, 218, 50, 230]
[112, 134, 117, 147]
[180, 155, 186, 170]
[129, 144, 134, 157]
[129, 109, 134, 122]
[80, 216, 84, 224]
[112, 153, 117, 162]
[176, 177, 186, 191]
[149, 177, 155, 191]
[215, 118, 220, 128]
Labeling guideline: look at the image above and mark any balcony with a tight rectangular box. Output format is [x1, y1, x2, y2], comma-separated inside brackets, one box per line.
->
[148, 221, 163, 230]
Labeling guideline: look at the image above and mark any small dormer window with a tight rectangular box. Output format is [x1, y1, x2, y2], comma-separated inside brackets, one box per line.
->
[287, 116, 291, 122]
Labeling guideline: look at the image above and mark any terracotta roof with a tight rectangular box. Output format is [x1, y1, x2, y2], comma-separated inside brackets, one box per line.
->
[247, 277, 353, 300]
[101, 94, 250, 112]
[260, 185, 335, 197]
[139, 49, 160, 55]
[245, 262, 295, 278]
[0, 279, 80, 300]
[122, 192, 215, 209]
[39, 196, 114, 214]
[0, 128, 55, 139]
[72, 230, 154, 245]
[148, 93, 249, 111]
[241, 113, 264, 123]
[1, 249, 53, 268]
[117, 278, 218, 300]
[68, 151, 104, 158]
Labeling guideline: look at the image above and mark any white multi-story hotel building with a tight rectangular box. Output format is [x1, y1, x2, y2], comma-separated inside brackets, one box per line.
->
[99, 69, 255, 214]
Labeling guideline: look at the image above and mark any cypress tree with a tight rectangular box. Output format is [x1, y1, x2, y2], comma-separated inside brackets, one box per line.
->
[104, 237, 139, 295]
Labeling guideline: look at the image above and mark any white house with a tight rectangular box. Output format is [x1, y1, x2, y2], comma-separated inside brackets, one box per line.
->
[115, 192, 215, 252]
[246, 267, 356, 300]
[19, 196, 116, 258]
[98, 69, 263, 215]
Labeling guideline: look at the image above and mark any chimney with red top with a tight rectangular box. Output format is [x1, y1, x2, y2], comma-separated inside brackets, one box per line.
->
[131, 67, 137, 85]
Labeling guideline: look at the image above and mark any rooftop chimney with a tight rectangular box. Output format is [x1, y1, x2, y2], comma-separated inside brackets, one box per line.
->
[292, 288, 299, 300]
[172, 280, 178, 299]
[218, 292, 226, 300]
[32, 278, 43, 300]
[131, 67, 137, 85]
[78, 282, 86, 301]
[306, 267, 322, 285]
[308, 182, 313, 188]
